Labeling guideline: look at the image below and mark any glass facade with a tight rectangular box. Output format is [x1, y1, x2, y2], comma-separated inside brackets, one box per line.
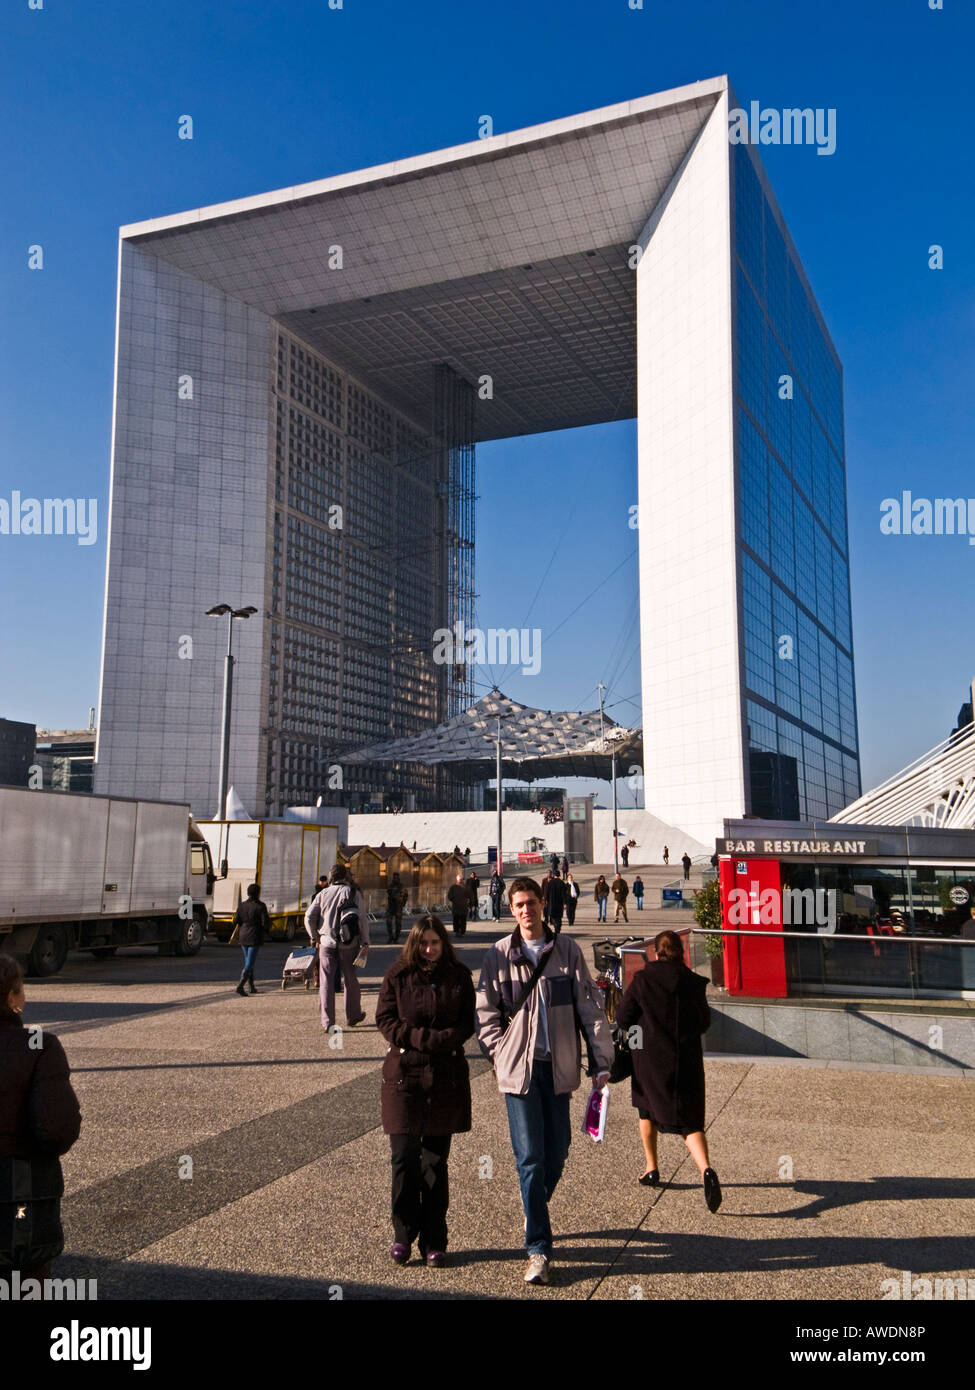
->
[267, 330, 461, 815]
[733, 146, 860, 820]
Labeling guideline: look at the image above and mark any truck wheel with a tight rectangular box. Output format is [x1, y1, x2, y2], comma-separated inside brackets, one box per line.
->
[28, 925, 70, 977]
[175, 914, 205, 956]
[284, 916, 297, 942]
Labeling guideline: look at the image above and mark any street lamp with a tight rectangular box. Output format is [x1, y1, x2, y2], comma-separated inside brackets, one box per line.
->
[495, 713, 510, 878]
[598, 682, 619, 875]
[206, 604, 258, 818]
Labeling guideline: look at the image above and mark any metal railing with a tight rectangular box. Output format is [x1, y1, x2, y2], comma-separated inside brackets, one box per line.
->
[687, 926, 975, 999]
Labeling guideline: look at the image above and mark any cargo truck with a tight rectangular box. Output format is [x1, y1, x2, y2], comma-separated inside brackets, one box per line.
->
[0, 785, 214, 976]
[198, 818, 338, 942]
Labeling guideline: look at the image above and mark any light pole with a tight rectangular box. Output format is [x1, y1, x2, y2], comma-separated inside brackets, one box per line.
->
[495, 714, 506, 877]
[598, 683, 619, 875]
[206, 604, 258, 818]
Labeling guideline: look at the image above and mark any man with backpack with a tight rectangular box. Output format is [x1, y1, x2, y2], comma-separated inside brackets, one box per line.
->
[304, 864, 369, 1030]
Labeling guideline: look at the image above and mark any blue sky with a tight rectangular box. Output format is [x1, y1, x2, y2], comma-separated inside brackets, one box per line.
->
[1, 0, 972, 795]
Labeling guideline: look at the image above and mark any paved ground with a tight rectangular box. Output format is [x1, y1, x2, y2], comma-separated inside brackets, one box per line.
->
[25, 891, 975, 1301]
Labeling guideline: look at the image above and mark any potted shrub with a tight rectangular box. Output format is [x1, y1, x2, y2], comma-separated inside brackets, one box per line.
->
[693, 878, 725, 988]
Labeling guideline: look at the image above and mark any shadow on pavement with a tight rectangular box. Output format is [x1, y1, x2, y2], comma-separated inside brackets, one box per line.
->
[55, 1254, 502, 1301]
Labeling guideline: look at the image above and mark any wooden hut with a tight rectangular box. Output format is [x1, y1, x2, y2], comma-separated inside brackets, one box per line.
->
[418, 852, 447, 909]
[440, 851, 467, 900]
[344, 845, 384, 895]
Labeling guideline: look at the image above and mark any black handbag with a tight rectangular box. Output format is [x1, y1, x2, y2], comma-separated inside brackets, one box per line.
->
[0, 1154, 65, 1271]
[608, 1025, 634, 1083]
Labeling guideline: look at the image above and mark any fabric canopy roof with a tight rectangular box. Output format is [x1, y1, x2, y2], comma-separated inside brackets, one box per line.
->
[342, 688, 642, 781]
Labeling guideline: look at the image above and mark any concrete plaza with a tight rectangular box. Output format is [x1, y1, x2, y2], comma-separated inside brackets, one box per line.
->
[28, 889, 974, 1302]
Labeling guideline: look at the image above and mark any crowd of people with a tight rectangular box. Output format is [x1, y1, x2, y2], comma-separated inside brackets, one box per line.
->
[1, 854, 720, 1292]
[291, 866, 720, 1285]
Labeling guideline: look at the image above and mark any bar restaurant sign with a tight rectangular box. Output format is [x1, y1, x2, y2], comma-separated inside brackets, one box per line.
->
[718, 837, 879, 857]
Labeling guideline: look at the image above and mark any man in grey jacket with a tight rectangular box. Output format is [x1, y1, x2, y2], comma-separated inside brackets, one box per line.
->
[304, 865, 369, 1031]
[476, 876, 613, 1287]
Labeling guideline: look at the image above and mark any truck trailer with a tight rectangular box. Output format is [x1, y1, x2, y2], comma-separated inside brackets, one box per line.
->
[199, 819, 338, 942]
[0, 785, 214, 976]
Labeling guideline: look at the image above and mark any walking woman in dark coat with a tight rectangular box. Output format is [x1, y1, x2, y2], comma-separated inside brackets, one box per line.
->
[615, 930, 721, 1212]
[233, 881, 270, 995]
[0, 953, 81, 1278]
[376, 915, 475, 1267]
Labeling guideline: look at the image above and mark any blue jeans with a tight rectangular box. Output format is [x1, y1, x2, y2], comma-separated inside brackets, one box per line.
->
[504, 1059, 572, 1258]
[597, 898, 607, 922]
[240, 945, 259, 973]
[635, 894, 643, 909]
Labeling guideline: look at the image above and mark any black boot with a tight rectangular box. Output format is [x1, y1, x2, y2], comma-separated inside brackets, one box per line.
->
[236, 974, 248, 996]
[246, 972, 259, 995]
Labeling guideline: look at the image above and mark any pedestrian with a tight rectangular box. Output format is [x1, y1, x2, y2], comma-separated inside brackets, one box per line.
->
[304, 864, 369, 1029]
[615, 930, 721, 1212]
[682, 852, 692, 882]
[549, 852, 559, 876]
[539, 869, 554, 926]
[386, 872, 409, 944]
[710, 852, 719, 871]
[233, 881, 270, 995]
[544, 872, 566, 935]
[376, 916, 475, 1268]
[621, 843, 629, 868]
[612, 873, 630, 923]
[0, 953, 81, 1280]
[564, 872, 579, 926]
[475, 878, 613, 1286]
[560, 855, 569, 878]
[447, 872, 470, 936]
[489, 868, 506, 921]
[632, 875, 644, 910]
[304, 872, 330, 989]
[466, 870, 480, 916]
[663, 845, 669, 866]
[594, 874, 610, 923]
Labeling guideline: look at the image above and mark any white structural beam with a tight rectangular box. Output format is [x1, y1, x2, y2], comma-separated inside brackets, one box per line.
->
[833, 723, 975, 829]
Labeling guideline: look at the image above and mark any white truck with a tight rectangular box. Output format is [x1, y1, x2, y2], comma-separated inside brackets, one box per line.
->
[0, 786, 214, 976]
[198, 818, 339, 942]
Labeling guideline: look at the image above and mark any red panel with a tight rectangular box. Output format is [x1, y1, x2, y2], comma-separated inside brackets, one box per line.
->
[720, 857, 788, 998]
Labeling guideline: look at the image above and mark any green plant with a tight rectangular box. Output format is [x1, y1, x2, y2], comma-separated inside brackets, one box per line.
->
[693, 878, 723, 957]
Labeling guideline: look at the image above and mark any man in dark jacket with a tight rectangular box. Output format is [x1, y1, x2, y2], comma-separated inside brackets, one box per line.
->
[233, 882, 271, 996]
[447, 873, 470, 936]
[466, 871, 480, 916]
[0, 953, 81, 1276]
[544, 873, 566, 935]
[386, 874, 409, 944]
[489, 869, 506, 921]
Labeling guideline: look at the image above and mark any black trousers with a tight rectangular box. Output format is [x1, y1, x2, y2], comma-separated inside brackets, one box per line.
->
[389, 1134, 452, 1252]
[451, 910, 467, 935]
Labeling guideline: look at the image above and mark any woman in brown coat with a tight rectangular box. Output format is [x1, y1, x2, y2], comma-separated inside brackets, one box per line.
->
[616, 930, 721, 1212]
[0, 953, 82, 1277]
[376, 915, 475, 1267]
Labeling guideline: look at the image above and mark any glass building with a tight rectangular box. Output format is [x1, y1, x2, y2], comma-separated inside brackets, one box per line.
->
[733, 145, 860, 821]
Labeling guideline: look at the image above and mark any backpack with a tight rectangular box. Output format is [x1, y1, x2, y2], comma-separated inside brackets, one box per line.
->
[337, 887, 362, 947]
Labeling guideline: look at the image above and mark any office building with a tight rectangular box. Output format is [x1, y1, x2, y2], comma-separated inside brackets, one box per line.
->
[95, 77, 859, 838]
